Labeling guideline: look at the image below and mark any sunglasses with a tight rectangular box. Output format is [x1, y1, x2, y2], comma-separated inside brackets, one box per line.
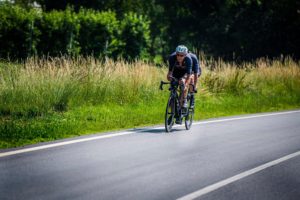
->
[176, 54, 185, 57]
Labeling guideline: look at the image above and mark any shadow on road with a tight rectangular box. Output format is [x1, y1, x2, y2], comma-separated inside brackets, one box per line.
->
[134, 127, 186, 134]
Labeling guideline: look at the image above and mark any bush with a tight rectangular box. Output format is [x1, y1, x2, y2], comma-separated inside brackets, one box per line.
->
[0, 4, 151, 60]
[36, 7, 80, 56]
[119, 12, 151, 60]
[77, 9, 121, 58]
[0, 4, 40, 59]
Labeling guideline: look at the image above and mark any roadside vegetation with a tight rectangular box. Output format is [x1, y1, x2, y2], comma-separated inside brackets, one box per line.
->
[0, 57, 299, 148]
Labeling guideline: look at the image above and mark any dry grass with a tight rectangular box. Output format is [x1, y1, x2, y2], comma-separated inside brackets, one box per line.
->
[200, 57, 300, 96]
[0, 57, 166, 117]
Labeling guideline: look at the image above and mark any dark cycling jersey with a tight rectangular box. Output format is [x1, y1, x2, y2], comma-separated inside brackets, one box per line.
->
[168, 52, 192, 79]
[189, 52, 201, 75]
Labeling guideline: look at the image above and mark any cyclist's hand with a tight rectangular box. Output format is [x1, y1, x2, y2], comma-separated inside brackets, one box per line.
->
[194, 86, 198, 93]
[167, 75, 172, 81]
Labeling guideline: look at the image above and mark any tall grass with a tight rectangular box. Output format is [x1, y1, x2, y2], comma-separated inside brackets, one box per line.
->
[198, 57, 300, 116]
[201, 57, 300, 96]
[0, 57, 165, 117]
[0, 56, 299, 148]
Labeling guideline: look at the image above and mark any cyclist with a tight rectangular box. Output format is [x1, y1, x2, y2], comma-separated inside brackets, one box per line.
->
[167, 45, 193, 110]
[188, 51, 201, 108]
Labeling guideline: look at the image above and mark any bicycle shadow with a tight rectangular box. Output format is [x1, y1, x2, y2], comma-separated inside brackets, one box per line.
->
[135, 127, 186, 134]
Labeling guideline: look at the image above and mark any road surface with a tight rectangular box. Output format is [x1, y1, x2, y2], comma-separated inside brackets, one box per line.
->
[1, 110, 300, 200]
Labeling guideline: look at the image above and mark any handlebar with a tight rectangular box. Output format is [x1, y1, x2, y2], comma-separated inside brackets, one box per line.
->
[160, 76, 197, 93]
[159, 81, 169, 90]
[159, 76, 179, 90]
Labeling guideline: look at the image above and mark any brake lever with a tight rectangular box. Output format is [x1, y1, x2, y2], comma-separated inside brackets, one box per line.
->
[159, 81, 164, 90]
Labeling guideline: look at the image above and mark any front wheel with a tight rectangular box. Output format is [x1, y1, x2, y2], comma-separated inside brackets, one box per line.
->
[165, 97, 175, 132]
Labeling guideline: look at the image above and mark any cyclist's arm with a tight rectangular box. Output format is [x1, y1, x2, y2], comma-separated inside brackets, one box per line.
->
[167, 72, 173, 81]
[167, 54, 176, 81]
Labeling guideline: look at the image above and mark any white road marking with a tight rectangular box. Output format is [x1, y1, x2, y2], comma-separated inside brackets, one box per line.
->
[1, 110, 299, 158]
[0, 131, 133, 158]
[192, 110, 300, 126]
[142, 110, 300, 131]
[177, 150, 300, 200]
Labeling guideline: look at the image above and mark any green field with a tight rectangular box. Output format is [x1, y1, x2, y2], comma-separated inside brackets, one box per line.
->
[1, 57, 299, 149]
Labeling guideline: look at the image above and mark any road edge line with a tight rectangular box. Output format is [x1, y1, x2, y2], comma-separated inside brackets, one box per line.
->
[0, 131, 133, 158]
[193, 110, 300, 125]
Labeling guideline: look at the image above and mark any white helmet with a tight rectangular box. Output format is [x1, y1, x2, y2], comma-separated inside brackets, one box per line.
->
[175, 45, 188, 54]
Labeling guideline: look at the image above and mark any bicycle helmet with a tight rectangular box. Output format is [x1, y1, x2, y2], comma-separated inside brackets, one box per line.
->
[175, 45, 188, 55]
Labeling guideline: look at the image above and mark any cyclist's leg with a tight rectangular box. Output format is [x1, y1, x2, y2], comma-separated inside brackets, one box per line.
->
[188, 74, 195, 93]
[182, 74, 194, 108]
[189, 74, 195, 107]
[179, 77, 186, 107]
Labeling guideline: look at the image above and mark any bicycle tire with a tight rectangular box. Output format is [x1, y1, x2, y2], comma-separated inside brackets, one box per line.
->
[165, 97, 175, 132]
[185, 93, 194, 130]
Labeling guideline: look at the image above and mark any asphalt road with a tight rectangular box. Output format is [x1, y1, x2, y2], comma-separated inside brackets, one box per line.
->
[1, 110, 300, 200]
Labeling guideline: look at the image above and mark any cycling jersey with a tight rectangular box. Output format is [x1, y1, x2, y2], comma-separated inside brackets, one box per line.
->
[168, 52, 192, 79]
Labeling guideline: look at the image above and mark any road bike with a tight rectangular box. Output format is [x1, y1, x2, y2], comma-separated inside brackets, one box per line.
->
[160, 77, 194, 132]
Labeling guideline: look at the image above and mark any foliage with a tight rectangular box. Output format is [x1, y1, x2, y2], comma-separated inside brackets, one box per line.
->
[36, 7, 80, 56]
[0, 4, 40, 59]
[119, 12, 151, 60]
[30, 0, 300, 60]
[77, 10, 120, 58]
[0, 3, 151, 60]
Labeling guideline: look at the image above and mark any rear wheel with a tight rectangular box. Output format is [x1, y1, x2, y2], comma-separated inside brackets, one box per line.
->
[185, 94, 194, 130]
[185, 108, 194, 130]
[165, 97, 175, 132]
